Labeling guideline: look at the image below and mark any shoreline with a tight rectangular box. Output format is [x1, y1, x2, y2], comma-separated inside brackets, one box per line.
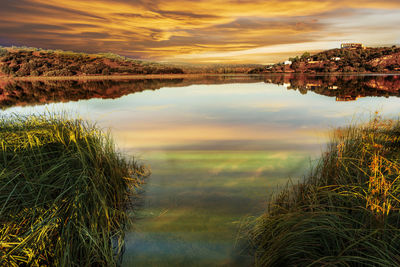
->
[1, 72, 400, 82]
[0, 73, 259, 81]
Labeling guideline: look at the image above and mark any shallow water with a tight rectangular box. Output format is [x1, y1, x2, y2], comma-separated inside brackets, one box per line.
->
[2, 74, 400, 266]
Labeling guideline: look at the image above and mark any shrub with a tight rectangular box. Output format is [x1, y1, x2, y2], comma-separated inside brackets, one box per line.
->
[102, 68, 111, 75]
[0, 114, 149, 266]
[0, 64, 12, 75]
[245, 117, 400, 266]
[0, 48, 8, 57]
[81, 64, 100, 74]
[15, 63, 31, 77]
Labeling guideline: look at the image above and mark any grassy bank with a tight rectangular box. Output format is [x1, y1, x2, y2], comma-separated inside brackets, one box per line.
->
[0, 114, 148, 266]
[246, 116, 400, 266]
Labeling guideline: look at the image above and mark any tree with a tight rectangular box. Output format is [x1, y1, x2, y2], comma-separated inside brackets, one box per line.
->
[0, 48, 7, 57]
[375, 66, 384, 73]
[318, 54, 328, 61]
[1, 64, 12, 75]
[291, 61, 304, 72]
[301, 52, 311, 60]
[101, 68, 110, 75]
[30, 70, 40, 76]
[15, 63, 31, 76]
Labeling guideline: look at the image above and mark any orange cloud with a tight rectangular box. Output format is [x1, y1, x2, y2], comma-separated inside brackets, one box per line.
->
[113, 123, 322, 149]
[1, 0, 400, 63]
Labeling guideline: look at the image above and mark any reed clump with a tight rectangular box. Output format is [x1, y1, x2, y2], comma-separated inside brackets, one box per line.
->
[0, 114, 148, 266]
[247, 115, 400, 266]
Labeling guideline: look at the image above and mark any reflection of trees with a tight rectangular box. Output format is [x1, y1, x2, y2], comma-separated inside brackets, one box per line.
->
[1, 75, 399, 109]
[0, 79, 183, 109]
[265, 74, 400, 101]
[0, 76, 265, 109]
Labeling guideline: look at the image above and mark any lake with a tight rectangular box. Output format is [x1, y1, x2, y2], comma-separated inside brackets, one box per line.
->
[2, 74, 400, 266]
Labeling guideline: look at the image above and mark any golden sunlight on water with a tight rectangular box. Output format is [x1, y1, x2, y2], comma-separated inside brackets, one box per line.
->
[3, 78, 400, 266]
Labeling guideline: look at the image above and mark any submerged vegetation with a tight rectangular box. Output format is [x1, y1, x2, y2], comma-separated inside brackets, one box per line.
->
[0, 114, 149, 266]
[246, 115, 400, 266]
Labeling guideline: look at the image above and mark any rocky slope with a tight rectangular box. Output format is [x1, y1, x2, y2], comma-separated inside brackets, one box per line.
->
[368, 52, 400, 69]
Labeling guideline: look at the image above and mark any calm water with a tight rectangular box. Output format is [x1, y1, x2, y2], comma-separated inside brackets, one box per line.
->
[2, 75, 400, 266]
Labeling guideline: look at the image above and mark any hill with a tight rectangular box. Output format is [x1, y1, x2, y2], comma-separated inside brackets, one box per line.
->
[0, 46, 263, 77]
[3, 45, 397, 77]
[249, 46, 400, 74]
[0, 47, 184, 77]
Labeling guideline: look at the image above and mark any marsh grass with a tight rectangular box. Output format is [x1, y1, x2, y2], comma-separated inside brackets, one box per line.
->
[0, 113, 149, 266]
[245, 115, 400, 266]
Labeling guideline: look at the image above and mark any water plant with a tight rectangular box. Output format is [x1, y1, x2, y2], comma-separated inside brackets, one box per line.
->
[246, 115, 400, 266]
[0, 113, 148, 266]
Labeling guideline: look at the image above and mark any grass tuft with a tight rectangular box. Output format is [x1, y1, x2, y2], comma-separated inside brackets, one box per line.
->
[244, 115, 400, 266]
[0, 113, 149, 266]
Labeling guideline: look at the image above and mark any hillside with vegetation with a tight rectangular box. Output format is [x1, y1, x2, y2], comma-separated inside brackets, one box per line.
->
[0, 46, 263, 77]
[0, 46, 184, 77]
[174, 63, 264, 74]
[2, 45, 399, 77]
[250, 46, 400, 74]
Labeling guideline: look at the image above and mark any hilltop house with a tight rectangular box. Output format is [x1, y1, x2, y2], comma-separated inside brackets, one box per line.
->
[341, 43, 365, 49]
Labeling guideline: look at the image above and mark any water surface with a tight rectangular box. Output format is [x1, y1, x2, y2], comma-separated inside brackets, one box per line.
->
[2, 74, 400, 266]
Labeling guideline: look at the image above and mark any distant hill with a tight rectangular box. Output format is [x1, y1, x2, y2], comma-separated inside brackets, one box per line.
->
[0, 46, 264, 77]
[249, 46, 400, 74]
[5, 45, 396, 77]
[0, 47, 184, 77]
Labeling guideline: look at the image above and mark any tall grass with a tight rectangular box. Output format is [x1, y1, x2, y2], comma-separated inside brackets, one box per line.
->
[245, 115, 400, 266]
[0, 114, 149, 266]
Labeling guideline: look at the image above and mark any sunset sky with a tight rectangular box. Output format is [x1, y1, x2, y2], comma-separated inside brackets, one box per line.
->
[1, 0, 400, 63]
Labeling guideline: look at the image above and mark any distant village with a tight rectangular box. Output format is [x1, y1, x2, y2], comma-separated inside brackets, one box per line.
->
[251, 43, 400, 75]
[283, 43, 365, 66]
[254, 43, 400, 102]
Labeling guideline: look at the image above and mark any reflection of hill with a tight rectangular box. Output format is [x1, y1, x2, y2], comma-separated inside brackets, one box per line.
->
[1, 75, 400, 109]
[0, 76, 264, 109]
[263, 74, 400, 101]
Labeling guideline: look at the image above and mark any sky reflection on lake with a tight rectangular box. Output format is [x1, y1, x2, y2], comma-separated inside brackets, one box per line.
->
[3, 79, 400, 266]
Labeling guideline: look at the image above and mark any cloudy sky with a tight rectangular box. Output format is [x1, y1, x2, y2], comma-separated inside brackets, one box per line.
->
[1, 0, 400, 63]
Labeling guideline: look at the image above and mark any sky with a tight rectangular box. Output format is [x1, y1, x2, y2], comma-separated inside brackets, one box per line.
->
[1, 0, 400, 64]
[5, 82, 400, 151]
